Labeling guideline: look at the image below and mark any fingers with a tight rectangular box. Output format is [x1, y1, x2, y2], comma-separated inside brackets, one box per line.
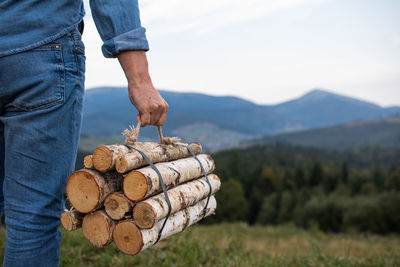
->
[140, 112, 151, 127]
[138, 100, 168, 127]
[150, 103, 163, 125]
[156, 100, 168, 126]
[128, 84, 168, 127]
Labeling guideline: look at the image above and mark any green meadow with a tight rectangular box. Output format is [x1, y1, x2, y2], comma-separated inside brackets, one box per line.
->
[2, 223, 398, 266]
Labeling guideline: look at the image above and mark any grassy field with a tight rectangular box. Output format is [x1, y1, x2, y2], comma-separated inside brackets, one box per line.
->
[1, 223, 400, 266]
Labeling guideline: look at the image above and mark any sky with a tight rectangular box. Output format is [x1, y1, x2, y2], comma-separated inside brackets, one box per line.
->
[82, 0, 400, 107]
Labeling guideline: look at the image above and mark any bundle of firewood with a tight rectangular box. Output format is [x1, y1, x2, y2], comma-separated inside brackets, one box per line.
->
[62, 140, 220, 255]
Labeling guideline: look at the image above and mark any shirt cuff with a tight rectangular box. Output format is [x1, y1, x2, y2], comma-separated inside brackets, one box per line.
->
[101, 27, 149, 58]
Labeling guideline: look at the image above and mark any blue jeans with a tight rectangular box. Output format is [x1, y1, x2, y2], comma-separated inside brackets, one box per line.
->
[0, 25, 85, 266]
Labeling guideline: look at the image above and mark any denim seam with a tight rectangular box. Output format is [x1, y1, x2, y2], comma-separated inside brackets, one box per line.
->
[70, 34, 85, 88]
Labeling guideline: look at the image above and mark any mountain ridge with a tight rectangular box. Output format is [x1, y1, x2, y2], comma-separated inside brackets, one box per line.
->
[81, 87, 400, 150]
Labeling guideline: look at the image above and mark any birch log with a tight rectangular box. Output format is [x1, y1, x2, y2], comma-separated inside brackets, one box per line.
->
[113, 196, 217, 255]
[115, 142, 202, 173]
[133, 174, 220, 229]
[92, 142, 202, 173]
[60, 209, 83, 231]
[66, 169, 123, 213]
[82, 210, 115, 248]
[123, 154, 215, 201]
[104, 192, 134, 220]
[84, 155, 94, 169]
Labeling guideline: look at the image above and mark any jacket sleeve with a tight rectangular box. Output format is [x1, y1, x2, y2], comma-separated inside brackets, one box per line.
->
[89, 0, 149, 58]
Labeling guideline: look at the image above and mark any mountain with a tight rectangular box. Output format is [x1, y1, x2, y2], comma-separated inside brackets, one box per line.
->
[81, 87, 303, 148]
[81, 87, 400, 151]
[256, 116, 400, 150]
[271, 89, 400, 128]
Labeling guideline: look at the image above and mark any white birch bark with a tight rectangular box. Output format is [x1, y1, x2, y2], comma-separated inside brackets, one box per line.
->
[133, 174, 220, 228]
[123, 154, 215, 201]
[92, 142, 202, 173]
[113, 196, 216, 255]
[115, 142, 202, 173]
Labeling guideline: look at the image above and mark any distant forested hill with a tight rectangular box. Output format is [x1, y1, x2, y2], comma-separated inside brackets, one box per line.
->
[256, 116, 400, 150]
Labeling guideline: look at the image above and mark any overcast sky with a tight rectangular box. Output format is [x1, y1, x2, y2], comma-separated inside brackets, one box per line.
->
[82, 0, 400, 107]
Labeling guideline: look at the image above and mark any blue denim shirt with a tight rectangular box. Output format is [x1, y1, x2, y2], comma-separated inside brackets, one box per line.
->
[0, 0, 149, 58]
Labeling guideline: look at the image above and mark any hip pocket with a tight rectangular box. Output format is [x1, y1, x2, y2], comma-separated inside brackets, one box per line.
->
[9, 43, 65, 111]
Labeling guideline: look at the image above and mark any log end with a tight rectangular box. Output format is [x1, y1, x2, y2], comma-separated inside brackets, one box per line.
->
[82, 211, 114, 248]
[123, 171, 149, 201]
[104, 193, 132, 220]
[133, 202, 156, 229]
[190, 142, 203, 154]
[93, 145, 113, 172]
[66, 170, 100, 213]
[60, 211, 79, 231]
[113, 220, 143, 255]
[115, 155, 128, 173]
[83, 155, 94, 169]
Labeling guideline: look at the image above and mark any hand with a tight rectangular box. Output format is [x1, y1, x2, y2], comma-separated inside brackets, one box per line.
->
[117, 51, 168, 126]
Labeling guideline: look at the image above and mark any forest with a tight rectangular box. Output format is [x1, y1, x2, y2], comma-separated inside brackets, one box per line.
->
[209, 144, 400, 234]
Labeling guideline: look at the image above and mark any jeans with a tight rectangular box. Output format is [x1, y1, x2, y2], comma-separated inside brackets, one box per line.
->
[0, 25, 85, 266]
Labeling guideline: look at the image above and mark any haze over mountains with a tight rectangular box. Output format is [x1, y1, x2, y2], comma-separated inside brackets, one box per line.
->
[81, 87, 400, 151]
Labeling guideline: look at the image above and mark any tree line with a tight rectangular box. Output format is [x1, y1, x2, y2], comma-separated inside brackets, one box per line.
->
[209, 144, 400, 234]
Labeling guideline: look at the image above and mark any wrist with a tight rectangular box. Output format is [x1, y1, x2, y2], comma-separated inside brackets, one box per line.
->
[127, 73, 153, 90]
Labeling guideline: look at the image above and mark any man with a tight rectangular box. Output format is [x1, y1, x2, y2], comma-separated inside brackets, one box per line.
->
[0, 1, 168, 266]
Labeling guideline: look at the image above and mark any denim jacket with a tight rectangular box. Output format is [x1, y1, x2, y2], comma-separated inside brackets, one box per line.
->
[0, 0, 149, 58]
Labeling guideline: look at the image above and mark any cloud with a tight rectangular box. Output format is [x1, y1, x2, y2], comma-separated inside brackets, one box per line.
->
[139, 0, 330, 36]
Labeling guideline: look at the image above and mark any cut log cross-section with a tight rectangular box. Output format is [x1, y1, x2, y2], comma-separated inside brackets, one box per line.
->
[104, 192, 134, 220]
[123, 154, 215, 202]
[84, 155, 94, 169]
[66, 169, 123, 213]
[113, 196, 217, 255]
[82, 210, 115, 248]
[92, 142, 202, 173]
[133, 174, 221, 229]
[60, 210, 83, 231]
[92, 144, 131, 172]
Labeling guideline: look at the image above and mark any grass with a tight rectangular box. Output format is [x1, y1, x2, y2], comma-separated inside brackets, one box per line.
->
[1, 223, 400, 266]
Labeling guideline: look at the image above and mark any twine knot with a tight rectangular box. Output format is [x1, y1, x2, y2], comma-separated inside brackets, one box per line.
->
[122, 120, 182, 145]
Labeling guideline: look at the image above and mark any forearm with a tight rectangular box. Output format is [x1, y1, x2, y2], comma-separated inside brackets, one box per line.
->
[90, 1, 167, 126]
[117, 51, 152, 88]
